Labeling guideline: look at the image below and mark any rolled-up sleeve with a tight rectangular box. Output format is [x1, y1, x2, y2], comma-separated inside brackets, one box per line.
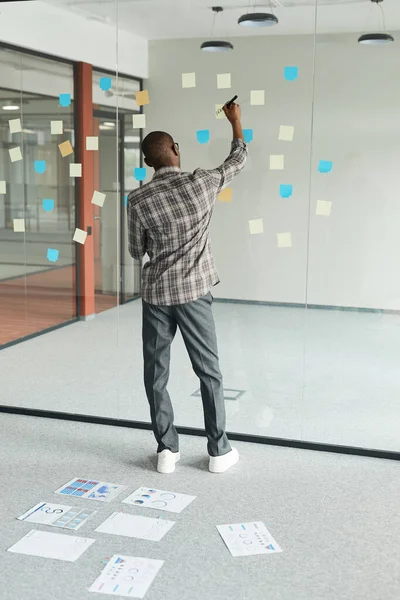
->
[127, 201, 146, 260]
[204, 139, 248, 193]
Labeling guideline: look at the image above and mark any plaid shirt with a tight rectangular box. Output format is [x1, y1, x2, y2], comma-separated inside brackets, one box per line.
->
[127, 139, 247, 306]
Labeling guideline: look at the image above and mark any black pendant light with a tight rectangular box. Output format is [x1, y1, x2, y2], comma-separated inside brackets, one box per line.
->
[238, 0, 278, 28]
[358, 0, 394, 45]
[201, 7, 234, 52]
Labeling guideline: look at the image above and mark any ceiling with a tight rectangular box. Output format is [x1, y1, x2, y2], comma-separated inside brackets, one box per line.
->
[44, 0, 400, 39]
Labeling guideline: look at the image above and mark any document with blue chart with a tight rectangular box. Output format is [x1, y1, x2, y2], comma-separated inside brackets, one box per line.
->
[18, 502, 97, 530]
[89, 554, 164, 598]
[55, 478, 126, 502]
[122, 487, 196, 514]
[217, 522, 283, 557]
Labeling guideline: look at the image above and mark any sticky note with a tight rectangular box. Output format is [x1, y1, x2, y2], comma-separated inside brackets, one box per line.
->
[132, 114, 146, 129]
[284, 66, 298, 81]
[100, 77, 112, 91]
[316, 200, 332, 217]
[243, 129, 253, 143]
[59, 93, 71, 107]
[9, 118, 22, 134]
[91, 191, 106, 207]
[196, 130, 210, 144]
[250, 90, 265, 106]
[270, 155, 284, 170]
[215, 104, 225, 120]
[73, 228, 87, 245]
[280, 184, 293, 199]
[51, 121, 63, 135]
[318, 160, 333, 173]
[13, 219, 25, 233]
[217, 73, 231, 89]
[134, 167, 147, 181]
[69, 163, 82, 178]
[0, 181, 6, 194]
[218, 188, 233, 203]
[42, 199, 54, 212]
[136, 90, 150, 106]
[277, 232, 292, 248]
[124, 194, 129, 208]
[9, 147, 22, 162]
[182, 72, 196, 88]
[279, 126, 294, 142]
[58, 140, 73, 158]
[47, 248, 59, 263]
[86, 136, 99, 151]
[34, 160, 46, 174]
[249, 219, 264, 235]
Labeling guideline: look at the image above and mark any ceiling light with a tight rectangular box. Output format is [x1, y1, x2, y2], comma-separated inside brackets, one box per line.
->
[201, 7, 233, 53]
[103, 122, 115, 127]
[358, 0, 394, 45]
[238, 12, 278, 27]
[2, 104, 20, 111]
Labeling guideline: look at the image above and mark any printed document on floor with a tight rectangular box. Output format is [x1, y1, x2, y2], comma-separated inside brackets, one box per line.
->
[89, 554, 164, 598]
[122, 487, 196, 514]
[95, 512, 174, 541]
[55, 478, 126, 502]
[7, 529, 95, 562]
[217, 522, 283, 557]
[18, 502, 97, 530]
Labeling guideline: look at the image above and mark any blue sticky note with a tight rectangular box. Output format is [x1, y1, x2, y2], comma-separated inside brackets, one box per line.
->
[124, 195, 129, 207]
[318, 160, 333, 174]
[59, 93, 71, 107]
[100, 77, 112, 91]
[196, 129, 210, 144]
[134, 167, 147, 181]
[280, 184, 293, 199]
[42, 199, 54, 212]
[284, 66, 298, 81]
[34, 160, 46, 174]
[47, 248, 59, 263]
[243, 129, 253, 143]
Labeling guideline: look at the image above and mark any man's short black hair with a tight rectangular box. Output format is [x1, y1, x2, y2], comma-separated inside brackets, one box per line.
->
[141, 131, 174, 167]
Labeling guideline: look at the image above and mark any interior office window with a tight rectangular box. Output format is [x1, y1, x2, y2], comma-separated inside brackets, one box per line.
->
[0, 48, 75, 347]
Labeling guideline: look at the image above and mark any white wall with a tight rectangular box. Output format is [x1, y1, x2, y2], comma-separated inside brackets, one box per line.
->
[146, 34, 400, 310]
[0, 1, 148, 78]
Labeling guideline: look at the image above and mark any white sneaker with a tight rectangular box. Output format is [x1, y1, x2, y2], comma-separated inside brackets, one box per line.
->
[209, 448, 239, 473]
[157, 450, 180, 474]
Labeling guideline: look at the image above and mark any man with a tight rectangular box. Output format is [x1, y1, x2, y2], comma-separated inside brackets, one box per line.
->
[127, 102, 247, 474]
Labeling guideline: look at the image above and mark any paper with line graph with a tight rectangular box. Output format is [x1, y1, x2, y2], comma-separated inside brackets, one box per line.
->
[216, 521, 283, 557]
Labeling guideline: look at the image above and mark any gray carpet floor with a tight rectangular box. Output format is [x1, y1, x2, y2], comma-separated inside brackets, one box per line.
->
[0, 413, 399, 600]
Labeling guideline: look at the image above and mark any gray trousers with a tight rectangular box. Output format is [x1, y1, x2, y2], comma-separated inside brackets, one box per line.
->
[142, 292, 231, 457]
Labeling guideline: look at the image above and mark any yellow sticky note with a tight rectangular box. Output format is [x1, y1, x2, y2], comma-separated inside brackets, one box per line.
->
[132, 114, 146, 129]
[316, 200, 332, 217]
[58, 140, 74, 158]
[218, 188, 233, 203]
[182, 72, 196, 88]
[9, 147, 22, 162]
[270, 155, 284, 170]
[13, 218, 25, 233]
[277, 232, 292, 248]
[215, 104, 225, 120]
[73, 228, 87, 245]
[217, 73, 231, 89]
[86, 136, 99, 151]
[279, 125, 294, 142]
[0, 181, 6, 194]
[9, 119, 22, 134]
[69, 163, 82, 178]
[91, 191, 106, 207]
[136, 89, 150, 106]
[250, 90, 265, 106]
[249, 219, 264, 235]
[51, 121, 63, 135]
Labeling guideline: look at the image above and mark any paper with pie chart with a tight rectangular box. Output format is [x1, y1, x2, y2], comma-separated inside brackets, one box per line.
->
[122, 487, 196, 514]
[217, 522, 283, 557]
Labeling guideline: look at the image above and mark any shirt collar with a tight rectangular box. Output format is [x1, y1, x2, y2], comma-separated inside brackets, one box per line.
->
[153, 166, 181, 179]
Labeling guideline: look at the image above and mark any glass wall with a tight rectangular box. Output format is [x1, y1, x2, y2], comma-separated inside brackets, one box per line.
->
[1, 0, 400, 456]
